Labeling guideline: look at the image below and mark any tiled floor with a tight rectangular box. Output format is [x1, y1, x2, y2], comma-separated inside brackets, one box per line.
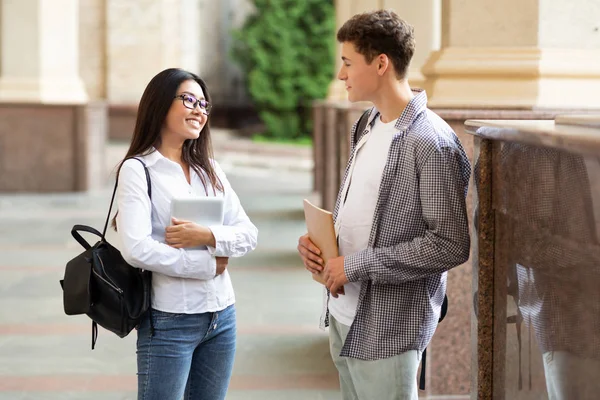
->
[0, 144, 340, 399]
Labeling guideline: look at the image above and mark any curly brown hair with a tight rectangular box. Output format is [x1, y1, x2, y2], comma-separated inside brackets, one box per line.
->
[337, 10, 415, 79]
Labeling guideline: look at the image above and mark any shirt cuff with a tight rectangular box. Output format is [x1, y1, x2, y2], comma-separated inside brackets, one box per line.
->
[207, 225, 236, 257]
[344, 250, 371, 282]
[206, 244, 217, 256]
[184, 249, 217, 279]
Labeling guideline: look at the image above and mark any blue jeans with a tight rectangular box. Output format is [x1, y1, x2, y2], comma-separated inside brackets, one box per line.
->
[136, 305, 236, 400]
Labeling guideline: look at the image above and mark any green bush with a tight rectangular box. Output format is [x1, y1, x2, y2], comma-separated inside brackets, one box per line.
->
[232, 0, 335, 139]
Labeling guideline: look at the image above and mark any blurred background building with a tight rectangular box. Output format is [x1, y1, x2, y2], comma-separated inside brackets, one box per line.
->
[0, 0, 257, 192]
[2, 0, 598, 192]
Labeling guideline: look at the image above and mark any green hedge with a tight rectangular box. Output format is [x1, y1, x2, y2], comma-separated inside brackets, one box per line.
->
[232, 0, 335, 139]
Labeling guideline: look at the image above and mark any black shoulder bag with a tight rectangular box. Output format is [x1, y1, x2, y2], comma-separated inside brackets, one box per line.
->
[60, 157, 152, 349]
[354, 109, 448, 391]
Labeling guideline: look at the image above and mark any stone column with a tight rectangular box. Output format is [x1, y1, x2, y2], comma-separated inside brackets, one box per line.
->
[106, 0, 202, 104]
[0, 0, 88, 103]
[383, 0, 441, 90]
[79, 0, 107, 101]
[422, 0, 600, 109]
[105, 0, 202, 140]
[0, 0, 107, 192]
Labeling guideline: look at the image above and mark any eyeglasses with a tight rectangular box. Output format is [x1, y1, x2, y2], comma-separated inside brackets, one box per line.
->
[174, 94, 212, 115]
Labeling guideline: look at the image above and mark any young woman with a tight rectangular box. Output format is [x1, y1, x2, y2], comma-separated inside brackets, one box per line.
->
[115, 68, 258, 400]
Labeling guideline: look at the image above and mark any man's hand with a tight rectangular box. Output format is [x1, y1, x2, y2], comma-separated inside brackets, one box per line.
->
[165, 218, 216, 248]
[324, 256, 349, 298]
[216, 257, 228, 276]
[297, 234, 324, 274]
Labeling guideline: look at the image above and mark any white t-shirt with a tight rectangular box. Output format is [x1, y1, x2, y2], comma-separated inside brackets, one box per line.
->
[329, 116, 398, 326]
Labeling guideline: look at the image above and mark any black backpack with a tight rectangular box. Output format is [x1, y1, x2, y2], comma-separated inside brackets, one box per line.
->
[60, 157, 152, 349]
[354, 110, 448, 390]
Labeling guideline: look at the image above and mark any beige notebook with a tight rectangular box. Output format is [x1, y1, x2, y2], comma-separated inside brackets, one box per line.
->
[303, 199, 339, 285]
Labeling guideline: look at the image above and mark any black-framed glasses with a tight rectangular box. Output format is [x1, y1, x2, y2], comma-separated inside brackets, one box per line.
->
[174, 94, 212, 115]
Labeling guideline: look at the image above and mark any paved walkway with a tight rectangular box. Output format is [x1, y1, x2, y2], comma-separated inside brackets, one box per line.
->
[0, 137, 338, 399]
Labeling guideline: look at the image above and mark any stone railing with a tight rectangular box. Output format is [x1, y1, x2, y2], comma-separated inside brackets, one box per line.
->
[467, 116, 600, 400]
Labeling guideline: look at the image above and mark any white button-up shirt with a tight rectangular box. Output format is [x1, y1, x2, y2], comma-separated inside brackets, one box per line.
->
[116, 149, 258, 314]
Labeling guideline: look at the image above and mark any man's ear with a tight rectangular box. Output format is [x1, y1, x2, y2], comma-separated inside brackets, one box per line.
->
[377, 54, 390, 76]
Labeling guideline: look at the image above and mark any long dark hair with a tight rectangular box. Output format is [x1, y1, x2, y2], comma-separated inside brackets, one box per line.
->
[112, 68, 224, 230]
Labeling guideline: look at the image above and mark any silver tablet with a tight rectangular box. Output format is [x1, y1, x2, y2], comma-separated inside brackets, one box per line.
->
[170, 197, 225, 226]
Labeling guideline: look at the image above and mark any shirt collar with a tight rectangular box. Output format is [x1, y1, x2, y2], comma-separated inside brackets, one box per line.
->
[137, 147, 164, 168]
[366, 89, 428, 131]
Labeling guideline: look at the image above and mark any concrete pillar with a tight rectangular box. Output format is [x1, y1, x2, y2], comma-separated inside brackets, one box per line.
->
[0, 0, 107, 192]
[79, 0, 107, 101]
[105, 0, 202, 104]
[383, 0, 441, 90]
[422, 0, 600, 109]
[0, 0, 88, 103]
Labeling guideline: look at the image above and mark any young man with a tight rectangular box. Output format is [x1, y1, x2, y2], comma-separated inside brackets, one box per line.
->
[297, 10, 471, 400]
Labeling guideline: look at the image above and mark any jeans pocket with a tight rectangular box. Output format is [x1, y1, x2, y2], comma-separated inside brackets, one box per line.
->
[220, 304, 236, 319]
[151, 309, 184, 328]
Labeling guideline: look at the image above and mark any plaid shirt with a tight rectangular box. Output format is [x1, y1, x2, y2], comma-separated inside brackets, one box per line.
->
[321, 90, 471, 360]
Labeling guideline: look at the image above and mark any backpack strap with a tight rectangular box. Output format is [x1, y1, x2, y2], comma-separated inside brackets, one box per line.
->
[439, 294, 448, 322]
[101, 157, 151, 240]
[339, 109, 373, 209]
[419, 294, 449, 390]
[353, 108, 372, 146]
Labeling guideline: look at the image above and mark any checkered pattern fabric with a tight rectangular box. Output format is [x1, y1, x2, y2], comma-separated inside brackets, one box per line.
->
[492, 143, 600, 360]
[321, 90, 471, 360]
